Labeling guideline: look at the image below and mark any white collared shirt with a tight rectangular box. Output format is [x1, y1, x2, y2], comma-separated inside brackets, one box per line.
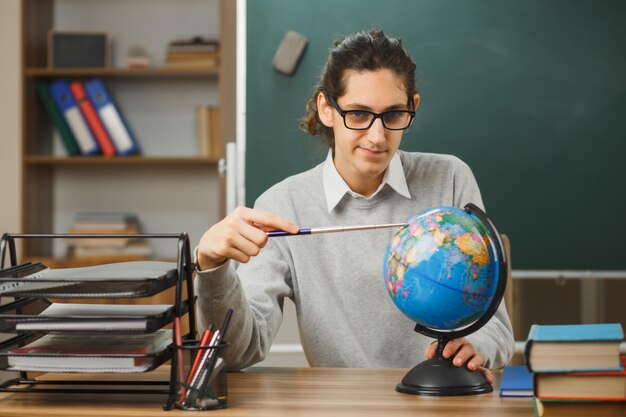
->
[322, 150, 412, 212]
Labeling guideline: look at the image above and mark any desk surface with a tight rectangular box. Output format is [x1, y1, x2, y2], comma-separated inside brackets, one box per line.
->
[0, 367, 533, 417]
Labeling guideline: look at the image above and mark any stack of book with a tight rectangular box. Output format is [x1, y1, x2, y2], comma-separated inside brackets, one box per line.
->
[37, 78, 139, 157]
[525, 323, 626, 417]
[66, 212, 152, 260]
[166, 36, 219, 69]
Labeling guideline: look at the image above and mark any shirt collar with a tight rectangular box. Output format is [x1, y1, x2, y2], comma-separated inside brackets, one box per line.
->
[322, 149, 412, 212]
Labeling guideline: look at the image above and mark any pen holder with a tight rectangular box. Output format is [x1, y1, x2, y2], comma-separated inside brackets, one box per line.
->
[173, 340, 228, 411]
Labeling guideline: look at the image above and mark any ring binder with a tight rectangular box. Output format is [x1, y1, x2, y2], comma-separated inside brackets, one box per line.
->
[0, 232, 199, 410]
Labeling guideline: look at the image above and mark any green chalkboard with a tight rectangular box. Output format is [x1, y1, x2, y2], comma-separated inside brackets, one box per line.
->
[246, 0, 626, 270]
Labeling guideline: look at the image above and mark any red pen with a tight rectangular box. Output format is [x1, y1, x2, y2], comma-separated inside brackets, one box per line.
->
[183, 326, 214, 394]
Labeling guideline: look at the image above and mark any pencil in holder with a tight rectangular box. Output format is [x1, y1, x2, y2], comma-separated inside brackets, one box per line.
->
[173, 339, 228, 410]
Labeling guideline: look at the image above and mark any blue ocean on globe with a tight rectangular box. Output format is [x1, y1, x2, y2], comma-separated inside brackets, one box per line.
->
[383, 206, 499, 330]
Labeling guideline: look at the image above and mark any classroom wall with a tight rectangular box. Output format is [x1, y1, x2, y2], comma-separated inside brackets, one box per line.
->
[0, 0, 21, 384]
[0, 0, 21, 239]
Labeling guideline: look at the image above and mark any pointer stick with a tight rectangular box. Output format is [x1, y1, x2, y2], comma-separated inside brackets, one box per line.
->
[266, 223, 407, 237]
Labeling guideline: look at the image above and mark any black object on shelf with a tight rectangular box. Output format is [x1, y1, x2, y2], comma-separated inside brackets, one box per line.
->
[0, 232, 197, 410]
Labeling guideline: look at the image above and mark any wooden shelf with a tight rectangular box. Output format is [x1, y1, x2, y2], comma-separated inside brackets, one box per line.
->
[24, 66, 219, 78]
[19, 0, 232, 260]
[24, 156, 220, 165]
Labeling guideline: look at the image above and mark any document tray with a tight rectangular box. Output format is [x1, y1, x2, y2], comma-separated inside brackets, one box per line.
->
[0, 331, 173, 373]
[0, 298, 184, 333]
[0, 261, 178, 298]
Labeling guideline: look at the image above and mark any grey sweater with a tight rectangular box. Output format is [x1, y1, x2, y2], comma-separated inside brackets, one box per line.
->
[195, 151, 515, 370]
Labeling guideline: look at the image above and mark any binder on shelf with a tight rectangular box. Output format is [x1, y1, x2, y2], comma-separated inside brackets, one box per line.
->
[69, 80, 117, 157]
[84, 78, 139, 156]
[35, 80, 80, 156]
[49, 79, 101, 156]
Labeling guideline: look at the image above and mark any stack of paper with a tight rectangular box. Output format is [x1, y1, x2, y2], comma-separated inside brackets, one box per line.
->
[7, 329, 172, 373]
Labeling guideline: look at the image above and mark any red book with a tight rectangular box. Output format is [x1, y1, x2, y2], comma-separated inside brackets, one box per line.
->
[69, 80, 117, 157]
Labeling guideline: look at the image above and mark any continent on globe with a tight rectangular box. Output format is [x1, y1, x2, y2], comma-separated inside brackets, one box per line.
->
[384, 207, 499, 330]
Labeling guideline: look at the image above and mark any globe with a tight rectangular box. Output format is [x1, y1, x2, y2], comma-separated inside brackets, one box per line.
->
[384, 206, 499, 331]
[383, 203, 507, 396]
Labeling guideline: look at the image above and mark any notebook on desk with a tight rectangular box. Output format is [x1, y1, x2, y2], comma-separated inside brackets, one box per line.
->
[500, 365, 534, 397]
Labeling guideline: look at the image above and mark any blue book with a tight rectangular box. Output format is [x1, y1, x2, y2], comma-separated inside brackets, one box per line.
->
[525, 323, 624, 373]
[500, 365, 533, 397]
[49, 79, 100, 156]
[84, 78, 139, 156]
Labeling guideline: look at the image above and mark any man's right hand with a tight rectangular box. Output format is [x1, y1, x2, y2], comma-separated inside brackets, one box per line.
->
[196, 206, 299, 270]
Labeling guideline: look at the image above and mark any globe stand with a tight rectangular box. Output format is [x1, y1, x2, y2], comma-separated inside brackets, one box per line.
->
[390, 203, 508, 397]
[396, 335, 492, 396]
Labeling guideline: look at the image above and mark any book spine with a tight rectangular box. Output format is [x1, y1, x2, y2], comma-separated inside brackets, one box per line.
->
[525, 324, 538, 372]
[49, 79, 101, 156]
[36, 80, 81, 156]
[69, 81, 117, 157]
[196, 106, 211, 157]
[209, 107, 223, 159]
[531, 397, 542, 417]
[525, 340, 534, 372]
[84, 78, 139, 156]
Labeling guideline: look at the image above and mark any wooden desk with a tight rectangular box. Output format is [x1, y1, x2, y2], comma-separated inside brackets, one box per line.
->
[0, 367, 533, 417]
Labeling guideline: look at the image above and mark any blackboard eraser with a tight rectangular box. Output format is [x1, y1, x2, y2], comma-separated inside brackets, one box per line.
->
[272, 31, 308, 76]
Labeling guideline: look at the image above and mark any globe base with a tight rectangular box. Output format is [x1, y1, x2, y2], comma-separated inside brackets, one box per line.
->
[396, 357, 492, 396]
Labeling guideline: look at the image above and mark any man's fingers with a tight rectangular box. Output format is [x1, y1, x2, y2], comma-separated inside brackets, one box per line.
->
[197, 207, 298, 270]
[424, 341, 437, 359]
[442, 338, 465, 359]
[466, 353, 486, 371]
[452, 343, 476, 366]
[478, 366, 494, 384]
[236, 206, 299, 234]
[422, 338, 492, 383]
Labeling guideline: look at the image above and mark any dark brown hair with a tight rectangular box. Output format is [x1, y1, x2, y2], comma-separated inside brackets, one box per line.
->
[300, 29, 418, 148]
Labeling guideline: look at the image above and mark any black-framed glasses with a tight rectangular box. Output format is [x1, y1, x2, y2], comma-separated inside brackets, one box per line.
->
[327, 95, 415, 131]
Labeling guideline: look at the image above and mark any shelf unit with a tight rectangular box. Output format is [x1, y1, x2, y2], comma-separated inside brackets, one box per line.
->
[20, 0, 234, 263]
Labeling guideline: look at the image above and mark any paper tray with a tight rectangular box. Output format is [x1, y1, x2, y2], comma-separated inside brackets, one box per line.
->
[0, 331, 174, 373]
[0, 277, 178, 298]
[0, 261, 179, 298]
[0, 298, 185, 333]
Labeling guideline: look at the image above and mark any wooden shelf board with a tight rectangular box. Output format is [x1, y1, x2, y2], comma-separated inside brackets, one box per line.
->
[24, 66, 219, 77]
[24, 156, 219, 165]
